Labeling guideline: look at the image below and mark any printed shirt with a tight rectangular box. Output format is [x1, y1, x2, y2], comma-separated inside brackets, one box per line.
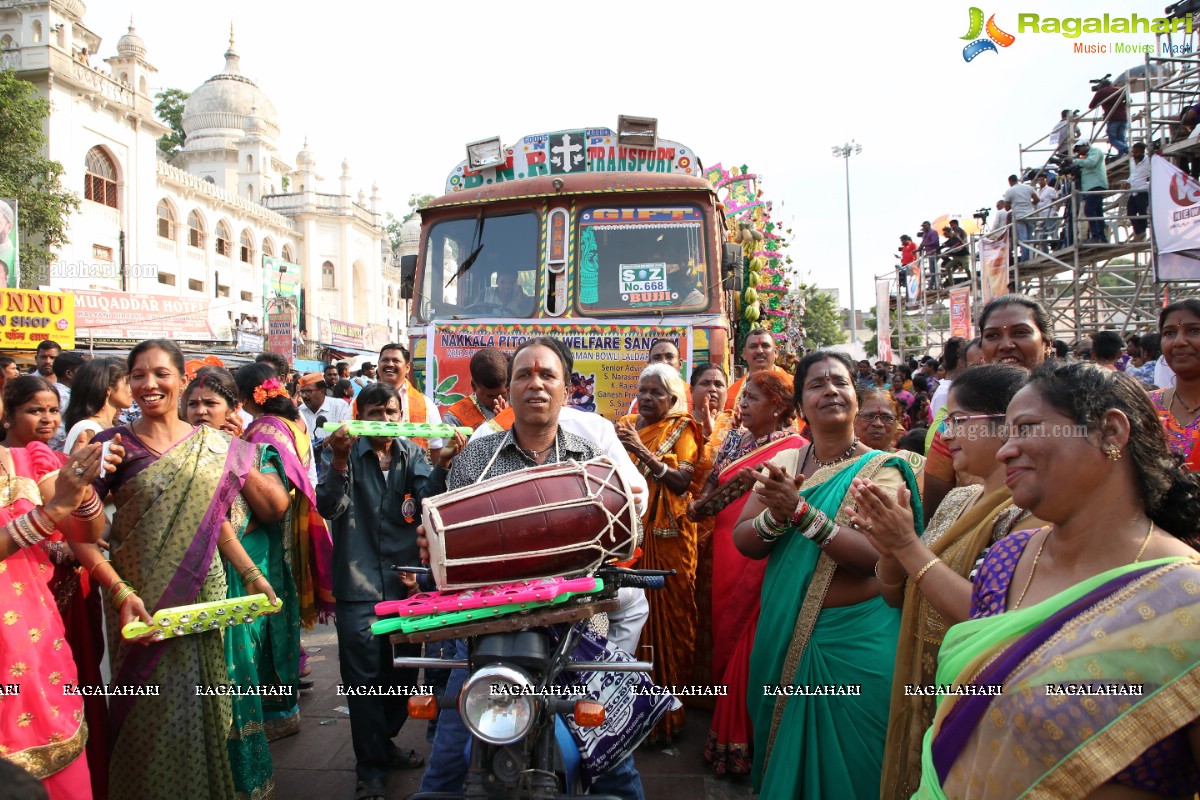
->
[449, 427, 600, 490]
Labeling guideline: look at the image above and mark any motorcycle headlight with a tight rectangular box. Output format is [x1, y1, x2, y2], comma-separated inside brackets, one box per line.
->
[459, 665, 538, 746]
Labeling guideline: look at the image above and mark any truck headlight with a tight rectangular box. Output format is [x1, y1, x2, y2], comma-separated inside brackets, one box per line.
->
[459, 665, 538, 745]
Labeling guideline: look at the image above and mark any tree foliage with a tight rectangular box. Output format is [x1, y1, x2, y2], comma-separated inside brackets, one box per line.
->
[154, 87, 189, 159]
[402, 192, 434, 225]
[384, 193, 436, 255]
[0, 70, 79, 287]
[799, 284, 848, 350]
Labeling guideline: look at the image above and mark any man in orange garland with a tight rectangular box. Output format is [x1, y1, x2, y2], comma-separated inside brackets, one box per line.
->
[724, 327, 787, 411]
[441, 348, 509, 434]
[376, 343, 444, 457]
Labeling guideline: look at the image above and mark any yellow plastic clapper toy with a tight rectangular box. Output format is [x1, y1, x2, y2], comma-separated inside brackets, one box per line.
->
[121, 594, 283, 641]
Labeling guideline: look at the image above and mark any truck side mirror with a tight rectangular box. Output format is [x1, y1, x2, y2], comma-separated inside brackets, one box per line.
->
[721, 243, 744, 292]
[399, 254, 417, 299]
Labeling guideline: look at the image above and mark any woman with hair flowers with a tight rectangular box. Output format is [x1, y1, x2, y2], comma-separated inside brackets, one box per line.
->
[234, 364, 335, 739]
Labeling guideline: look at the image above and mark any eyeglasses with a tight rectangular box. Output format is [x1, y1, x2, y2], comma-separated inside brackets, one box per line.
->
[859, 412, 898, 425]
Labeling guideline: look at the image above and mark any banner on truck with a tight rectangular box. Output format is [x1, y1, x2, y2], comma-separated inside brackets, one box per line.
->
[427, 321, 692, 420]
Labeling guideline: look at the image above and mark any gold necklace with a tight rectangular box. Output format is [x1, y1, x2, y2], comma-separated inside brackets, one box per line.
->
[1013, 521, 1154, 610]
[1171, 388, 1200, 416]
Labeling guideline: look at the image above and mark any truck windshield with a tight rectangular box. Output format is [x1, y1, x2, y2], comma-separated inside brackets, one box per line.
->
[418, 212, 539, 320]
[576, 205, 708, 316]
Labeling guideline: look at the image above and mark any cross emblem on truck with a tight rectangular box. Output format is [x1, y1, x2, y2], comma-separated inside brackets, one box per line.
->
[550, 132, 585, 174]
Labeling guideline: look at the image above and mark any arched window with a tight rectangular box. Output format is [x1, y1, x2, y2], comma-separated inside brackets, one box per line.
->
[84, 147, 118, 208]
[31, 20, 42, 43]
[321, 260, 335, 289]
[282, 244, 294, 262]
[119, 71, 129, 84]
[1, 35, 15, 49]
[240, 230, 254, 263]
[387, 286, 394, 308]
[246, 184, 254, 200]
[187, 210, 206, 249]
[246, 155, 253, 172]
[156, 199, 176, 239]
[139, 76, 147, 95]
[262, 238, 275, 258]
[215, 221, 232, 257]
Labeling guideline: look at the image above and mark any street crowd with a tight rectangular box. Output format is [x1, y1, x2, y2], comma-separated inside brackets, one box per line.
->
[2, 292, 1200, 800]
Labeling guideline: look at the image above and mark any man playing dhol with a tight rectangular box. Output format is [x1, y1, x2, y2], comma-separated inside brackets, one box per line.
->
[416, 337, 654, 800]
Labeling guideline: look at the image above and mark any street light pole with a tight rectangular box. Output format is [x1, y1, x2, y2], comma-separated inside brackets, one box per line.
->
[832, 141, 862, 344]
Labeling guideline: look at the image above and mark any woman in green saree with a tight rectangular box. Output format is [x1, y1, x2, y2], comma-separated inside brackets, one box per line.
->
[732, 351, 923, 799]
[84, 340, 290, 800]
[916, 362, 1200, 798]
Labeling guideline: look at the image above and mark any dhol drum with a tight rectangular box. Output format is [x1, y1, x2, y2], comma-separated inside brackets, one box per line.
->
[423, 457, 638, 590]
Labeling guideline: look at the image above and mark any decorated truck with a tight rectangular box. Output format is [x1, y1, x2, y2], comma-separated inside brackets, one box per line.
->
[399, 119, 795, 420]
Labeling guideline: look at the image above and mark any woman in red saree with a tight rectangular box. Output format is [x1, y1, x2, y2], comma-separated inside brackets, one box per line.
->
[617, 364, 706, 742]
[0, 437, 113, 798]
[690, 370, 803, 775]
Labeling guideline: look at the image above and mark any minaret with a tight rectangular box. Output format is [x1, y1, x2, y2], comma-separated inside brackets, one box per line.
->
[104, 17, 158, 97]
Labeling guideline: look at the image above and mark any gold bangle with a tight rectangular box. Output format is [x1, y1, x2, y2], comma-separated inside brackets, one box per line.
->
[914, 558, 941, 585]
[874, 561, 905, 588]
[88, 559, 113, 579]
[217, 535, 237, 548]
[112, 585, 137, 609]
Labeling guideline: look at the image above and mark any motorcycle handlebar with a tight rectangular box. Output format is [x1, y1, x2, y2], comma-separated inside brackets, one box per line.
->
[598, 566, 675, 591]
[614, 574, 665, 590]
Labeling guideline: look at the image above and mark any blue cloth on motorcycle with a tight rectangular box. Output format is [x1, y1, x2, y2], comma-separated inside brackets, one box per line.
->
[555, 716, 582, 788]
[418, 632, 665, 799]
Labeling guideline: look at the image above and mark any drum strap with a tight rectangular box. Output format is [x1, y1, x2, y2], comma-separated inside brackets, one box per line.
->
[478, 428, 562, 482]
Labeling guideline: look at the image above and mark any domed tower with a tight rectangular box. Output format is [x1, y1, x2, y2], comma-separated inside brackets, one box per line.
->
[175, 26, 281, 190]
[397, 215, 422, 258]
[103, 18, 157, 97]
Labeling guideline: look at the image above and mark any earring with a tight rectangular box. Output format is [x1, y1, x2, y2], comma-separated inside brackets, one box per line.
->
[1104, 444, 1122, 461]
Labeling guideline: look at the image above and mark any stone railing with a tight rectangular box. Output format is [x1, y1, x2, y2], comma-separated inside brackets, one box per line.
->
[261, 192, 380, 229]
[49, 47, 134, 109]
[157, 161, 292, 230]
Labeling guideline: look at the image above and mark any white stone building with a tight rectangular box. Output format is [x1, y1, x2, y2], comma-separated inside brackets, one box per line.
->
[0, 0, 408, 351]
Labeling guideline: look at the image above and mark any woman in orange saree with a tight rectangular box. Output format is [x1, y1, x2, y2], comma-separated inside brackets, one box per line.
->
[617, 364, 706, 743]
[690, 370, 803, 774]
[687, 363, 733, 690]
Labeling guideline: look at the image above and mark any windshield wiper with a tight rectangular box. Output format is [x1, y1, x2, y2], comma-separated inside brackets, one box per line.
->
[446, 209, 485, 288]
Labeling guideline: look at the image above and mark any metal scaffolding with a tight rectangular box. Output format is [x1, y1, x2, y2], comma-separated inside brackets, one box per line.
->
[891, 28, 1200, 357]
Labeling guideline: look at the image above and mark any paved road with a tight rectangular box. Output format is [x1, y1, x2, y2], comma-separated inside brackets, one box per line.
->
[271, 625, 755, 800]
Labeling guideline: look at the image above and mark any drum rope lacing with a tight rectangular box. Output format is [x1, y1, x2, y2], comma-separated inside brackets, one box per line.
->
[478, 429, 562, 482]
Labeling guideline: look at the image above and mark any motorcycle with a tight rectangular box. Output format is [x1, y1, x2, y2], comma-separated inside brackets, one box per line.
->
[389, 565, 672, 800]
